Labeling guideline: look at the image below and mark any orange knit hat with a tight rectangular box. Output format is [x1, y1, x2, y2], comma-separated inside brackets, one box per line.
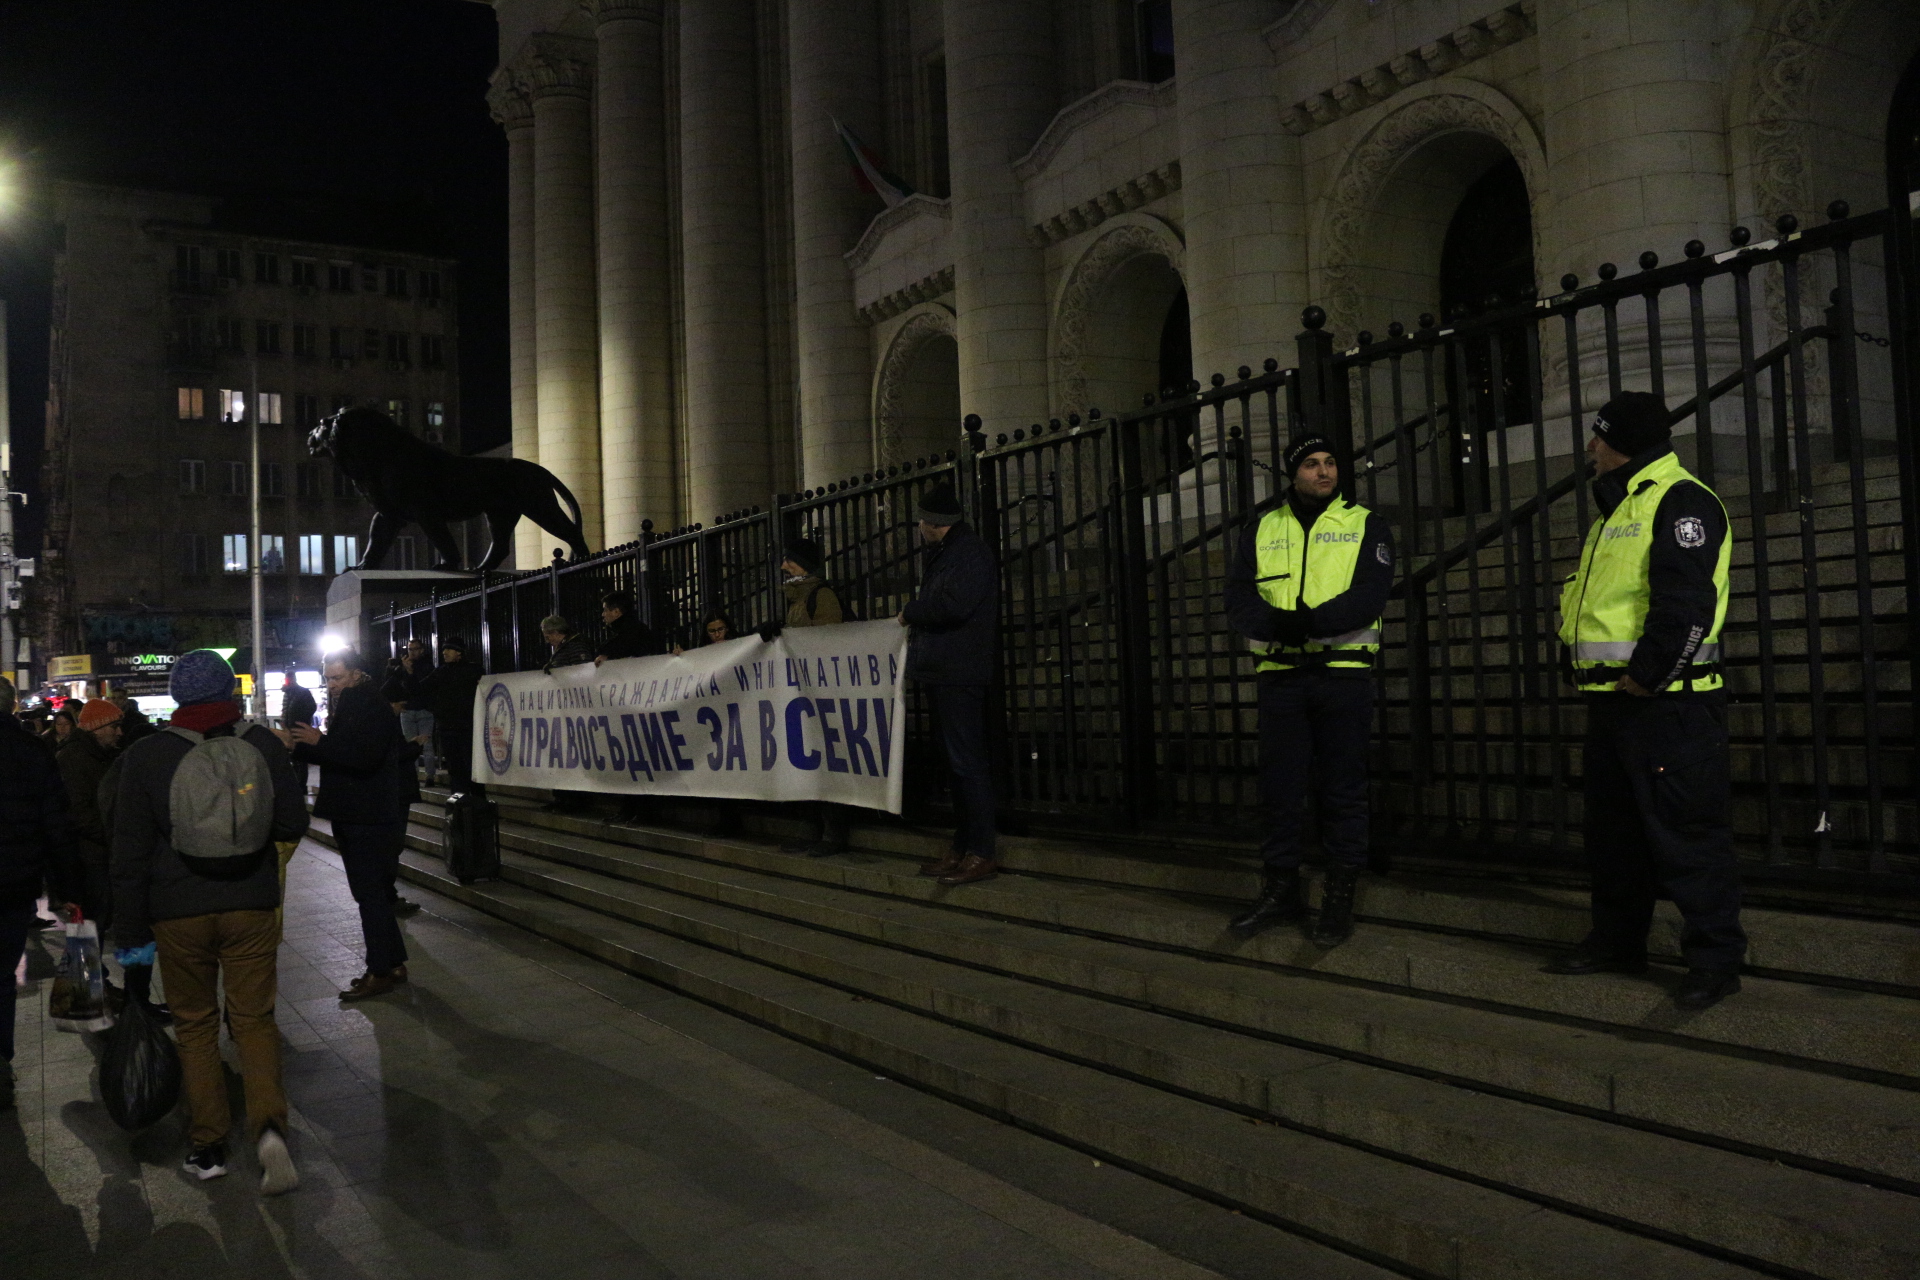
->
[76, 698, 124, 733]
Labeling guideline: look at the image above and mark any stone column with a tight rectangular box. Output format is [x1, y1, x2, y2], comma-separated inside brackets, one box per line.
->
[1536, 0, 1731, 282]
[594, 0, 675, 544]
[943, 0, 1053, 434]
[526, 35, 604, 552]
[679, 0, 770, 523]
[788, 0, 883, 488]
[488, 72, 544, 571]
[1171, 0, 1305, 382]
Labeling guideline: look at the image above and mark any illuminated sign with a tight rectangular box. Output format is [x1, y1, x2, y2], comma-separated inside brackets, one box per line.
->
[49, 654, 95, 679]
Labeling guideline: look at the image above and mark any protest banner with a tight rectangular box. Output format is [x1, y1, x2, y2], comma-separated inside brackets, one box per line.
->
[472, 619, 908, 813]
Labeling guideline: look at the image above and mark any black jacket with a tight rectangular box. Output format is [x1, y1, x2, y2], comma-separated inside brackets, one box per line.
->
[296, 680, 422, 824]
[544, 633, 596, 674]
[597, 612, 659, 662]
[1584, 444, 1728, 696]
[282, 684, 317, 727]
[57, 732, 117, 922]
[0, 716, 76, 912]
[1224, 490, 1395, 675]
[903, 522, 999, 687]
[418, 658, 484, 726]
[109, 721, 309, 946]
[381, 657, 432, 706]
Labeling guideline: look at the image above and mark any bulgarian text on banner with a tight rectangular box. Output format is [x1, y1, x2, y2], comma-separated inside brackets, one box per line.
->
[471, 620, 908, 813]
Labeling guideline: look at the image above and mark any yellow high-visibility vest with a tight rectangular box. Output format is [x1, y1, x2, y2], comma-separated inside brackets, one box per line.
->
[1558, 451, 1730, 692]
[1252, 499, 1381, 673]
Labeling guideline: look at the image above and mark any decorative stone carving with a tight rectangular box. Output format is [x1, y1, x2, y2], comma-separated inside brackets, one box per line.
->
[1261, 0, 1342, 52]
[1275, 3, 1535, 137]
[874, 305, 957, 466]
[856, 267, 957, 326]
[593, 0, 663, 20]
[1747, 0, 1848, 227]
[1027, 162, 1182, 248]
[520, 33, 595, 100]
[1314, 83, 1547, 341]
[1052, 217, 1186, 418]
[487, 69, 533, 130]
[845, 195, 951, 273]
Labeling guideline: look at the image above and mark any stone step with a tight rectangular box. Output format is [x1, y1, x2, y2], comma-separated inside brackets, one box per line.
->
[307, 819, 1839, 1279]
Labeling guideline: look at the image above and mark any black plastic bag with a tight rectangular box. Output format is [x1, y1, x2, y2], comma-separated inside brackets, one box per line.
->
[100, 990, 182, 1131]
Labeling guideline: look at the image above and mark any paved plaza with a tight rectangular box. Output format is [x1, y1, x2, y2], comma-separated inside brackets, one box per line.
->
[1, 839, 1319, 1280]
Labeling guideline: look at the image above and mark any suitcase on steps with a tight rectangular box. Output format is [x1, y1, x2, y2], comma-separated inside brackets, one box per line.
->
[443, 791, 500, 884]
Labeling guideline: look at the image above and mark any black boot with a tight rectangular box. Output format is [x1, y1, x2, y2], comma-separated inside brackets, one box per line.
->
[1229, 869, 1306, 937]
[1309, 865, 1360, 947]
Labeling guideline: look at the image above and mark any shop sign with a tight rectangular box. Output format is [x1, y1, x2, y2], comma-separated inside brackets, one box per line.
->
[110, 652, 178, 677]
[49, 654, 97, 679]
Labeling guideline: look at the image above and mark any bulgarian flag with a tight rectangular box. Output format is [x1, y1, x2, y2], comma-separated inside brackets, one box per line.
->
[833, 116, 914, 209]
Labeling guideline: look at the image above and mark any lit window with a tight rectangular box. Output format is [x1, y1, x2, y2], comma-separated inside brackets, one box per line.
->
[223, 461, 248, 496]
[299, 534, 326, 574]
[333, 535, 359, 570]
[257, 392, 283, 425]
[426, 402, 445, 430]
[179, 459, 206, 494]
[386, 399, 408, 428]
[220, 389, 246, 423]
[260, 536, 285, 574]
[222, 534, 249, 573]
[176, 387, 204, 420]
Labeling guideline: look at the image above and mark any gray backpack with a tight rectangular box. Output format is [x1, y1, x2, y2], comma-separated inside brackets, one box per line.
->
[165, 724, 276, 860]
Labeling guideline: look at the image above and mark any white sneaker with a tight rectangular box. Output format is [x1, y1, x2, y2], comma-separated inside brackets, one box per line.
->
[257, 1126, 299, 1195]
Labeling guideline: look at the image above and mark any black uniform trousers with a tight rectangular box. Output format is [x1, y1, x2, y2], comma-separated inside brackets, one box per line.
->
[1582, 692, 1746, 972]
[333, 820, 410, 975]
[1257, 668, 1373, 871]
[438, 720, 476, 793]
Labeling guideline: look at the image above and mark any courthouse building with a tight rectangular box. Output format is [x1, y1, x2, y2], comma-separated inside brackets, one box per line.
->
[38, 182, 461, 664]
[486, 0, 1919, 559]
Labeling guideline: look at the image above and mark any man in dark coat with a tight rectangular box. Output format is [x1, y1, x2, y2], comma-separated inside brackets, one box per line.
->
[57, 699, 124, 930]
[1, 676, 77, 1106]
[280, 673, 318, 796]
[110, 650, 307, 1188]
[899, 484, 1002, 886]
[419, 638, 484, 792]
[594, 590, 658, 665]
[288, 649, 420, 1001]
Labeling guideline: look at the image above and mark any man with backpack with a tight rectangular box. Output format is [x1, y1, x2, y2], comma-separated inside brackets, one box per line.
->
[109, 649, 307, 1191]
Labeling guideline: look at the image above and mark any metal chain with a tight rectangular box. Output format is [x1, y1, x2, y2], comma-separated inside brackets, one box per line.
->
[1855, 329, 1892, 347]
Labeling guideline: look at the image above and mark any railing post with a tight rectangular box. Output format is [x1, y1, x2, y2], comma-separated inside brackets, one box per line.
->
[765, 496, 789, 627]
[428, 588, 440, 664]
[1294, 305, 1353, 485]
[479, 572, 492, 674]
[1110, 408, 1157, 824]
[697, 522, 719, 623]
[547, 547, 563, 618]
[509, 574, 523, 672]
[386, 600, 397, 662]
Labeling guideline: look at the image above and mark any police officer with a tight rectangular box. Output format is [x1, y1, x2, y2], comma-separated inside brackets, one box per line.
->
[1224, 436, 1394, 945]
[1549, 391, 1744, 1010]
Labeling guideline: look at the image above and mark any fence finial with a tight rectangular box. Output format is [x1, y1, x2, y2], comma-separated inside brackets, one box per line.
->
[1730, 226, 1751, 247]
[1638, 251, 1658, 271]
[1684, 240, 1705, 259]
[1775, 213, 1799, 236]
[1301, 305, 1326, 330]
[1828, 199, 1850, 221]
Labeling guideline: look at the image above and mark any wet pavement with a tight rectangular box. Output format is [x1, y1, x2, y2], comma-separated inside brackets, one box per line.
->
[1, 838, 1221, 1280]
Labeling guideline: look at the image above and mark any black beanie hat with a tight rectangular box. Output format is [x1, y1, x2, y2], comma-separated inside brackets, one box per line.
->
[784, 537, 824, 577]
[914, 483, 963, 526]
[1283, 435, 1337, 478]
[1592, 392, 1671, 458]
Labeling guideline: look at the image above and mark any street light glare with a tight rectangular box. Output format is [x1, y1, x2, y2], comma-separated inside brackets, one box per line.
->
[318, 632, 345, 653]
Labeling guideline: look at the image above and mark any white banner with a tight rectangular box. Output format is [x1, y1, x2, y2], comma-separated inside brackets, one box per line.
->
[472, 620, 908, 813]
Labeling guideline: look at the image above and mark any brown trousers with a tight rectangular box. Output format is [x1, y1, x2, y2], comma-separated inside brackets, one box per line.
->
[152, 909, 287, 1147]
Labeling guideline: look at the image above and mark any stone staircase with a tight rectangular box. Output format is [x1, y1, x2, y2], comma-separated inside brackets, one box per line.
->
[308, 790, 1920, 1280]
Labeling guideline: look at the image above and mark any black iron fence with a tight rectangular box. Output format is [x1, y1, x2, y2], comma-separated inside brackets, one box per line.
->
[381, 198, 1918, 887]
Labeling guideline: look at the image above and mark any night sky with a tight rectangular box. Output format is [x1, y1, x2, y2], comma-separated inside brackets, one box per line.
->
[0, 0, 507, 556]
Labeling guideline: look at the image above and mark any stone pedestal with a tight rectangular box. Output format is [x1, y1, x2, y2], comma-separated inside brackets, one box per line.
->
[325, 570, 476, 659]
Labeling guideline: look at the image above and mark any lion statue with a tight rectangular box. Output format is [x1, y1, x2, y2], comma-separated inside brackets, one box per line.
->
[308, 406, 591, 573]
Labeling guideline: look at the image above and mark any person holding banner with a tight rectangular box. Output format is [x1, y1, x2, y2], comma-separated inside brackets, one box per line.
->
[1223, 436, 1394, 947]
[899, 485, 1002, 887]
[765, 538, 852, 856]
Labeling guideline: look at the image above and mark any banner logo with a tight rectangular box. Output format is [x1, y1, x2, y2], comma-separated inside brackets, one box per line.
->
[483, 682, 516, 776]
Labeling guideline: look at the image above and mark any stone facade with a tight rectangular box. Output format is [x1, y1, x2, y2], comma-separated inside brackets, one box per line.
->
[39, 182, 460, 658]
[491, 0, 1920, 538]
